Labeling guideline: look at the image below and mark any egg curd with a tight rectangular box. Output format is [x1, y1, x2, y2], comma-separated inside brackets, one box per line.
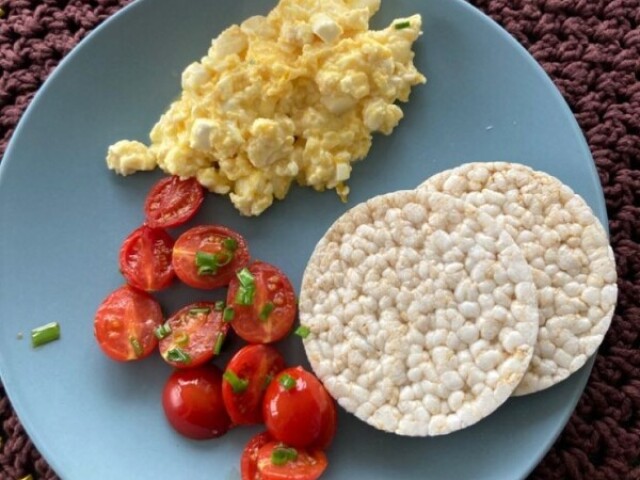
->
[107, 0, 426, 216]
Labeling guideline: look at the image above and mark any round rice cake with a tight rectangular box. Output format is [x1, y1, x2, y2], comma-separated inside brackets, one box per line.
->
[419, 162, 618, 395]
[299, 190, 539, 436]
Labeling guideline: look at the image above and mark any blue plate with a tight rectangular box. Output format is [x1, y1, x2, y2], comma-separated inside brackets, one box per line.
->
[0, 0, 605, 479]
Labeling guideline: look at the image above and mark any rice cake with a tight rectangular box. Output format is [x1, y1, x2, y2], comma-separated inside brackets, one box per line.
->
[299, 190, 539, 436]
[419, 162, 618, 395]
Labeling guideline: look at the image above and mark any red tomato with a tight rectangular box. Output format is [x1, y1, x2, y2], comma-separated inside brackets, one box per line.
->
[227, 262, 296, 343]
[162, 365, 232, 440]
[241, 431, 273, 480]
[310, 386, 337, 450]
[93, 285, 163, 361]
[263, 367, 335, 449]
[222, 345, 286, 425]
[256, 442, 328, 480]
[173, 225, 250, 290]
[144, 175, 204, 229]
[159, 302, 229, 369]
[119, 225, 175, 292]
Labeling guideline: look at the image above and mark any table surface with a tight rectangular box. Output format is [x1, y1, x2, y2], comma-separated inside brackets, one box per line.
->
[0, 1, 639, 479]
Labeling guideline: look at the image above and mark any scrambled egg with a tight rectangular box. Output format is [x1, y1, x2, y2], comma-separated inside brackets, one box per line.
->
[107, 0, 426, 216]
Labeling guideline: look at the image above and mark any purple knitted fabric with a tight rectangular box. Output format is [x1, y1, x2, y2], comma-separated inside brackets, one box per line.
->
[1, 0, 639, 479]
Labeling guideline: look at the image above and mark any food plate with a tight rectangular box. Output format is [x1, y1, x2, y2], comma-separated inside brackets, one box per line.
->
[0, 0, 607, 478]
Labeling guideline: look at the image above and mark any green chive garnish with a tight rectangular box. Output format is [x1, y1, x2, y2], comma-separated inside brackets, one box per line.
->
[214, 301, 225, 311]
[271, 446, 298, 466]
[166, 348, 191, 364]
[223, 237, 238, 252]
[234, 268, 256, 305]
[394, 20, 411, 30]
[294, 326, 311, 339]
[263, 373, 274, 390]
[279, 373, 296, 390]
[195, 251, 234, 275]
[213, 332, 226, 355]
[154, 323, 172, 340]
[236, 268, 255, 288]
[189, 307, 211, 316]
[235, 287, 256, 306]
[130, 337, 143, 357]
[223, 306, 235, 322]
[30, 322, 60, 348]
[223, 370, 249, 394]
[259, 302, 275, 321]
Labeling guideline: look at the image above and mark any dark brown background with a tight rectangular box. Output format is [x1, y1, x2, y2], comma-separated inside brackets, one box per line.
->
[0, 0, 639, 479]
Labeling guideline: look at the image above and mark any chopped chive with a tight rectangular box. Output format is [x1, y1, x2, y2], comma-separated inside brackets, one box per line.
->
[175, 332, 189, 347]
[223, 306, 235, 322]
[259, 302, 275, 321]
[189, 307, 211, 316]
[19, 475, 34, 480]
[394, 20, 411, 30]
[271, 446, 298, 466]
[154, 323, 172, 340]
[130, 337, 143, 357]
[235, 286, 256, 306]
[213, 332, 226, 355]
[223, 370, 249, 394]
[223, 237, 238, 252]
[279, 373, 296, 390]
[236, 267, 255, 288]
[214, 301, 225, 311]
[195, 251, 219, 276]
[263, 373, 274, 390]
[294, 325, 311, 339]
[0, 8, 5, 19]
[166, 347, 191, 364]
[30, 322, 60, 348]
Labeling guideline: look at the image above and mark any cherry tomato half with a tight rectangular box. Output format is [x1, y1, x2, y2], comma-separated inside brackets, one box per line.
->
[241, 431, 273, 480]
[173, 225, 250, 290]
[162, 365, 232, 440]
[256, 441, 328, 480]
[159, 302, 229, 369]
[222, 345, 286, 425]
[263, 367, 336, 449]
[227, 262, 296, 344]
[144, 175, 204, 229]
[119, 225, 175, 292]
[94, 285, 163, 362]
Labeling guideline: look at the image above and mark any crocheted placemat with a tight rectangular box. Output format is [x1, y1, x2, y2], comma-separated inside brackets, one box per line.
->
[0, 0, 638, 479]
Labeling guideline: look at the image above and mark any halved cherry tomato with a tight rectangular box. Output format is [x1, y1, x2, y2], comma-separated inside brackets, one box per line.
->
[162, 365, 231, 440]
[263, 367, 335, 449]
[256, 441, 328, 480]
[144, 175, 204, 229]
[227, 262, 296, 343]
[119, 225, 175, 292]
[94, 285, 163, 362]
[241, 431, 273, 480]
[159, 302, 229, 369]
[222, 345, 286, 425]
[172, 225, 250, 289]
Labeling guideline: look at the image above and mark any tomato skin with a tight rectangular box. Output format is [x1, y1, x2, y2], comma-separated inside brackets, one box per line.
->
[119, 225, 175, 292]
[144, 175, 204, 229]
[94, 285, 163, 362]
[310, 386, 337, 450]
[159, 302, 229, 369]
[227, 262, 296, 344]
[173, 225, 250, 290]
[162, 365, 232, 440]
[241, 431, 273, 480]
[223, 345, 286, 425]
[256, 442, 328, 480]
[263, 367, 334, 449]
